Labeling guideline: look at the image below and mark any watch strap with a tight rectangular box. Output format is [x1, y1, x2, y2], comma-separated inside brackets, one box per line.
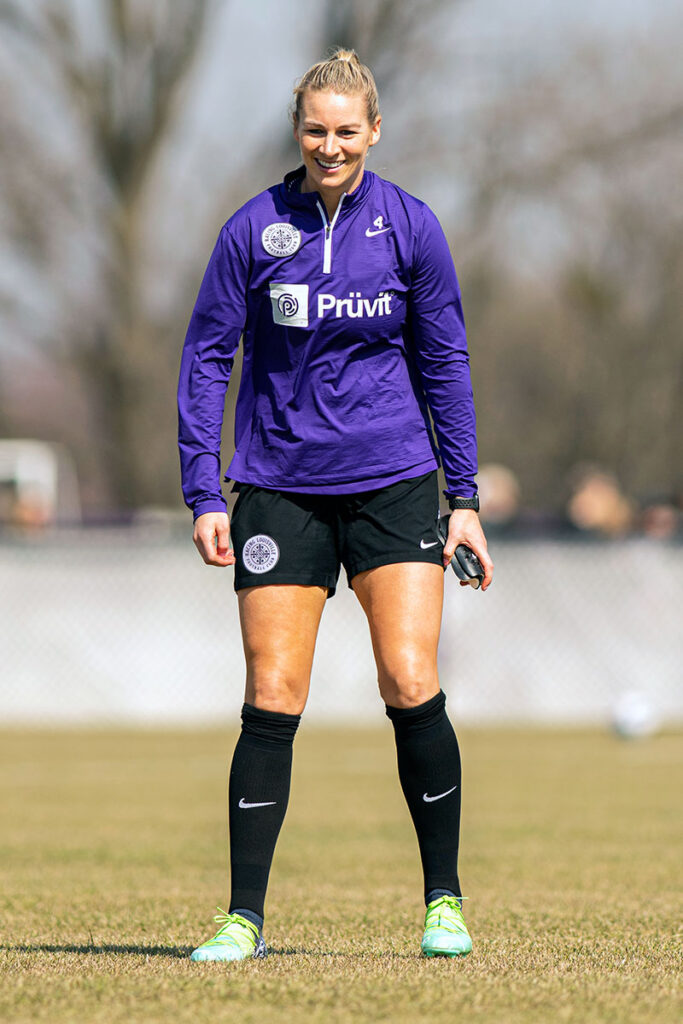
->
[447, 495, 480, 512]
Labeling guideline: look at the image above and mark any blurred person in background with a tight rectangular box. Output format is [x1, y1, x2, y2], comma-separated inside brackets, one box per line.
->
[566, 465, 635, 537]
[178, 48, 492, 963]
[476, 463, 521, 532]
[639, 500, 681, 540]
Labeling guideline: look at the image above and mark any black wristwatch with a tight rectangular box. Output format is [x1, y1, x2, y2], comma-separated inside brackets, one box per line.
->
[448, 494, 480, 512]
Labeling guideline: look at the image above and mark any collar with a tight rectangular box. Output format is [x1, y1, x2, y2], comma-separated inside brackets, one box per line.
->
[280, 166, 374, 214]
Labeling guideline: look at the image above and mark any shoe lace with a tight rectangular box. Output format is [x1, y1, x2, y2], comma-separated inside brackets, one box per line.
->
[425, 895, 469, 932]
[211, 907, 258, 941]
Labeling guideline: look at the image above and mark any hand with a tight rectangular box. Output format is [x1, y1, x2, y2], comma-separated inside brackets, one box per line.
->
[193, 512, 235, 567]
[443, 509, 494, 591]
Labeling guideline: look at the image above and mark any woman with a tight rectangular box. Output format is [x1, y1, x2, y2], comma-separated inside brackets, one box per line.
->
[178, 49, 493, 962]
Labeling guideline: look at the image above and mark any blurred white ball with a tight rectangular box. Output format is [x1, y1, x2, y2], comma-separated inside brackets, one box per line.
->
[611, 690, 659, 739]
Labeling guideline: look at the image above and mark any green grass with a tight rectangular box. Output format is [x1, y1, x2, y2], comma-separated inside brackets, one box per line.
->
[0, 727, 681, 1023]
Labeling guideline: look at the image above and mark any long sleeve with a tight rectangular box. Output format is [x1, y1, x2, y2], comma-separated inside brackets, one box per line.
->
[177, 226, 249, 518]
[407, 206, 478, 498]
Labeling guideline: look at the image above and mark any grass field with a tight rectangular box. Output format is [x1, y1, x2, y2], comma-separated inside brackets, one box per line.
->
[0, 727, 680, 1024]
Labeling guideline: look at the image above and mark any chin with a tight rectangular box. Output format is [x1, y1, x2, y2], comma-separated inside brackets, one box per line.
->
[314, 169, 356, 192]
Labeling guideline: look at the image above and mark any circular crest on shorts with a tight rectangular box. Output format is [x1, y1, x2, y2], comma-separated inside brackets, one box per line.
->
[262, 222, 301, 257]
[242, 534, 280, 574]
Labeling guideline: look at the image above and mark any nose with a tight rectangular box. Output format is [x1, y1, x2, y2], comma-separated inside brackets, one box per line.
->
[319, 133, 339, 157]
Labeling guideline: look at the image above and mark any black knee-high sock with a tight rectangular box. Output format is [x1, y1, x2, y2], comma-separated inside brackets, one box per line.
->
[386, 690, 462, 903]
[228, 703, 300, 923]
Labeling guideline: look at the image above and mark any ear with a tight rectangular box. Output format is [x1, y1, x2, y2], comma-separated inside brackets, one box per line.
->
[368, 116, 382, 148]
[292, 116, 300, 145]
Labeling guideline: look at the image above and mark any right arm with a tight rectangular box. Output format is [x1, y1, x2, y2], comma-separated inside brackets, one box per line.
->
[177, 225, 248, 562]
[193, 511, 234, 567]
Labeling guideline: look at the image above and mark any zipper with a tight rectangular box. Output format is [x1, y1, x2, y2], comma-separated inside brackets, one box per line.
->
[316, 194, 346, 274]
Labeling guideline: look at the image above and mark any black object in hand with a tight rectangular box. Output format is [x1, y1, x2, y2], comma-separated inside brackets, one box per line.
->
[437, 515, 485, 590]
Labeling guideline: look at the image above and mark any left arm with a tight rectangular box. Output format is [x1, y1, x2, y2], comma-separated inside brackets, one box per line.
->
[408, 205, 493, 589]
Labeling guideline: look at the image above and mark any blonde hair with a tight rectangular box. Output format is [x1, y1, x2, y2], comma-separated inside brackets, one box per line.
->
[292, 48, 380, 126]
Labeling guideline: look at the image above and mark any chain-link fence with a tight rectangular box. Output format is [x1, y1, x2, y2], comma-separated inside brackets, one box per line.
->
[1, 529, 681, 727]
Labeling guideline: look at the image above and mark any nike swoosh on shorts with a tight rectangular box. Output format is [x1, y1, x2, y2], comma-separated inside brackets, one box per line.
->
[420, 539, 439, 548]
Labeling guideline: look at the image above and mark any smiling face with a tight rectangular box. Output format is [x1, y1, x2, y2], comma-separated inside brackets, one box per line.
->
[293, 89, 381, 210]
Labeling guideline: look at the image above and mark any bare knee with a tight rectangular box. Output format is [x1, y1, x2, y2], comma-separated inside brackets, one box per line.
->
[246, 667, 309, 715]
[378, 661, 439, 709]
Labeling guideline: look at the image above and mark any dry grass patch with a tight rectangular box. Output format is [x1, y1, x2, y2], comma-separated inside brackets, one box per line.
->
[1, 727, 681, 1023]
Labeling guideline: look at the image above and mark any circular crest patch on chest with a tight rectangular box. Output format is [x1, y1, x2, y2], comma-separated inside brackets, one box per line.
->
[262, 222, 301, 257]
[242, 534, 280, 574]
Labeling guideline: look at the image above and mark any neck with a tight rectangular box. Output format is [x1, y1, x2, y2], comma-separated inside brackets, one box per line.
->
[301, 168, 365, 219]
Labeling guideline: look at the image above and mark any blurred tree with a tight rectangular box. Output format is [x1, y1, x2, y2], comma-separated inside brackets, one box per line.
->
[452, 38, 683, 506]
[0, 0, 210, 511]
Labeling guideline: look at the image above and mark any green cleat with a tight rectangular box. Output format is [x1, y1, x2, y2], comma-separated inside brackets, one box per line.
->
[190, 908, 267, 962]
[421, 895, 472, 958]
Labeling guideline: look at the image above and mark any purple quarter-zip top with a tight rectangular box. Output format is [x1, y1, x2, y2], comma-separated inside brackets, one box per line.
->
[178, 168, 478, 519]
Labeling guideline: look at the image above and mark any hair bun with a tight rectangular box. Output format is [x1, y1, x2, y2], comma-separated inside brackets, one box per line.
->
[333, 48, 358, 63]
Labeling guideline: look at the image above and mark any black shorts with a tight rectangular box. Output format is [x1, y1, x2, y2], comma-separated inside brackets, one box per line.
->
[230, 471, 443, 598]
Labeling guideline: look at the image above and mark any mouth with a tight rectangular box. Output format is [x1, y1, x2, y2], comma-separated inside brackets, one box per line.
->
[314, 158, 344, 171]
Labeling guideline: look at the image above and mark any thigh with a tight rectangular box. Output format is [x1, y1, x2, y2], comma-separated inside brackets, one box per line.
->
[238, 584, 328, 714]
[352, 561, 444, 708]
[341, 471, 443, 582]
[231, 484, 340, 595]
